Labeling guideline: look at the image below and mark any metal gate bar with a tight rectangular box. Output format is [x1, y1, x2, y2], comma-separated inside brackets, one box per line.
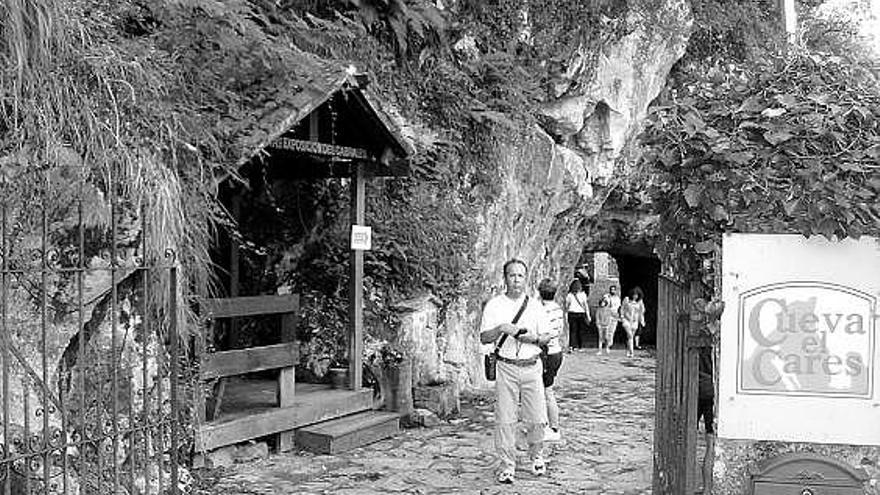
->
[0, 168, 183, 495]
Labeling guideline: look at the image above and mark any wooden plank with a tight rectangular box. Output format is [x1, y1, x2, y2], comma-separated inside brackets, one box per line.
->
[348, 162, 365, 390]
[295, 411, 400, 454]
[201, 342, 300, 380]
[195, 388, 373, 451]
[281, 313, 297, 343]
[207, 379, 226, 421]
[684, 347, 699, 494]
[200, 294, 300, 319]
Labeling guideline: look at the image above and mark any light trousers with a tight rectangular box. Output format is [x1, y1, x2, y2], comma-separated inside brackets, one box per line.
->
[494, 360, 547, 470]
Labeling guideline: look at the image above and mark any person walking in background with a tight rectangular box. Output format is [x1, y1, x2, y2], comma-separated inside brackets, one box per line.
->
[565, 279, 591, 351]
[479, 259, 549, 484]
[620, 287, 646, 358]
[698, 346, 715, 494]
[595, 298, 615, 355]
[602, 285, 622, 350]
[537, 278, 564, 442]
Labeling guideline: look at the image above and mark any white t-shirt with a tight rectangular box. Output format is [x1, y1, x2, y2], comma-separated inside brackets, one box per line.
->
[480, 293, 547, 360]
[566, 291, 590, 318]
[604, 294, 621, 315]
[540, 300, 564, 354]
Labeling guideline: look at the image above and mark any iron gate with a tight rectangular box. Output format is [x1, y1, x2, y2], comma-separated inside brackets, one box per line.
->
[0, 166, 184, 494]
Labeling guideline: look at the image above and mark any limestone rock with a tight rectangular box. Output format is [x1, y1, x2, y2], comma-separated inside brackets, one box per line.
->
[413, 381, 461, 418]
[435, 0, 691, 389]
[206, 445, 236, 468]
[394, 295, 443, 386]
[539, 95, 595, 138]
[410, 408, 441, 428]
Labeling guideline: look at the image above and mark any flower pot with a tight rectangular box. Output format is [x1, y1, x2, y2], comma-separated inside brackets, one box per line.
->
[329, 367, 349, 389]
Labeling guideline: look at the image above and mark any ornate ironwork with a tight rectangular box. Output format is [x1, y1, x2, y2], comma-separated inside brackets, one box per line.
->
[1, 167, 184, 494]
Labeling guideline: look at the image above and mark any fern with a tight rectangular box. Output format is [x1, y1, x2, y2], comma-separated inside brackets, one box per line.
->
[343, 0, 446, 58]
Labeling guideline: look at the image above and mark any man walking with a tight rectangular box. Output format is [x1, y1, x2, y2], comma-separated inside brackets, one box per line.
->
[480, 259, 549, 484]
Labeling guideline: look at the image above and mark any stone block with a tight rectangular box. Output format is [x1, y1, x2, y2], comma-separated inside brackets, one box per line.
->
[413, 382, 460, 419]
[233, 441, 269, 463]
[410, 408, 441, 428]
[205, 445, 235, 468]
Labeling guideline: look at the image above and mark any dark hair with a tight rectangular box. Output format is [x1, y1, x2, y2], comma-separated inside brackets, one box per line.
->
[630, 286, 644, 300]
[568, 279, 582, 293]
[537, 278, 556, 300]
[503, 258, 527, 276]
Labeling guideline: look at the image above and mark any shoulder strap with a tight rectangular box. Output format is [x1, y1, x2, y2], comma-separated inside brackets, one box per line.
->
[495, 296, 530, 353]
[511, 295, 530, 324]
[575, 293, 588, 312]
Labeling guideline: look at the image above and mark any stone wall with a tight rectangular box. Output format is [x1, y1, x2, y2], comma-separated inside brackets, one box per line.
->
[713, 438, 880, 494]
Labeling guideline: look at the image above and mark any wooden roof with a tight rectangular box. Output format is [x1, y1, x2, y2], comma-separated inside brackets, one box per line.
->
[231, 61, 414, 181]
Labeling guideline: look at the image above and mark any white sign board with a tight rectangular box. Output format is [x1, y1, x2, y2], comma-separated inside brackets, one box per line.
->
[718, 233, 880, 445]
[350, 225, 372, 251]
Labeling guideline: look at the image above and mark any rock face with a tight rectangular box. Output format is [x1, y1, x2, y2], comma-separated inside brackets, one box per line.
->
[421, 0, 692, 389]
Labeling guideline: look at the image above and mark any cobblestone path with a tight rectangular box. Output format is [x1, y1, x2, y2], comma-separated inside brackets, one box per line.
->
[208, 349, 656, 494]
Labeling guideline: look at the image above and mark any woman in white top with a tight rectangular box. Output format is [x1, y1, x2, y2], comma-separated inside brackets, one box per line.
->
[565, 279, 591, 351]
[537, 278, 565, 442]
[620, 287, 646, 358]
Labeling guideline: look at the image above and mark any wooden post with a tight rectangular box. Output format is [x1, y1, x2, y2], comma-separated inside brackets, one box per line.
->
[348, 162, 365, 390]
[276, 309, 298, 451]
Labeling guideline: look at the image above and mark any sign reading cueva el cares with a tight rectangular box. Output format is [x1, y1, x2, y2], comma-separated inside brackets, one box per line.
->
[718, 233, 880, 445]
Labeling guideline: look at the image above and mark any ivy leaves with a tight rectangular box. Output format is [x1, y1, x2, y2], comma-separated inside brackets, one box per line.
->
[642, 51, 880, 271]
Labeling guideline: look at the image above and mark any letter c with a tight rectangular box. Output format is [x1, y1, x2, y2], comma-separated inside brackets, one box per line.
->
[752, 348, 782, 386]
[748, 297, 787, 346]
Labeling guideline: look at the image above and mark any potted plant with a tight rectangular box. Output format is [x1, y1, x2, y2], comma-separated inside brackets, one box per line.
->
[328, 360, 350, 389]
[365, 339, 412, 415]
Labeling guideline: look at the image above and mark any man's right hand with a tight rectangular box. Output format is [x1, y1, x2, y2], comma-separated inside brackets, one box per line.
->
[497, 323, 518, 335]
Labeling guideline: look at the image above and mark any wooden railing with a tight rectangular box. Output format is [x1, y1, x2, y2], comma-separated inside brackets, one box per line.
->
[195, 294, 300, 453]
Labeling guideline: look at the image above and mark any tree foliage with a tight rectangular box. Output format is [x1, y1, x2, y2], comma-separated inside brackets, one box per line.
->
[642, 49, 880, 280]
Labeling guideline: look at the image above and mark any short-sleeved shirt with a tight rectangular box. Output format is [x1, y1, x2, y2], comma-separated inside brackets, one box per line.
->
[540, 300, 564, 354]
[595, 306, 614, 329]
[603, 294, 621, 315]
[566, 291, 590, 316]
[480, 293, 547, 360]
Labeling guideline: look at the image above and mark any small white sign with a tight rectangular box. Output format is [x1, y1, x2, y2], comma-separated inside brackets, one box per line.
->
[350, 225, 372, 251]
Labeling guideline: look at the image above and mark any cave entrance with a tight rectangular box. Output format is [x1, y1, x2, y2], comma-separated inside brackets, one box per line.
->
[575, 250, 661, 349]
[574, 243, 704, 493]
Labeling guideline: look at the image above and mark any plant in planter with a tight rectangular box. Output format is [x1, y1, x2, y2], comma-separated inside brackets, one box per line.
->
[364, 338, 412, 415]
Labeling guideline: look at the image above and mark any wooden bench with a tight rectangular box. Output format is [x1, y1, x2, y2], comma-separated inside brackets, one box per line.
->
[195, 294, 300, 452]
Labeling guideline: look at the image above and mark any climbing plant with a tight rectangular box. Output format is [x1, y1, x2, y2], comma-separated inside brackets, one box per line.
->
[641, 48, 880, 283]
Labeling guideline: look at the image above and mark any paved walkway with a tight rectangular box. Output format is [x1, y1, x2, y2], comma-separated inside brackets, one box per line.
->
[206, 349, 656, 495]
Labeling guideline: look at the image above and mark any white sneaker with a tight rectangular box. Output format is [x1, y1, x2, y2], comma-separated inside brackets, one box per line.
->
[497, 468, 515, 484]
[544, 427, 561, 442]
[531, 457, 547, 476]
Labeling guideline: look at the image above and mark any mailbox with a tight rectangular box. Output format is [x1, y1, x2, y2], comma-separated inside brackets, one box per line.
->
[750, 452, 869, 495]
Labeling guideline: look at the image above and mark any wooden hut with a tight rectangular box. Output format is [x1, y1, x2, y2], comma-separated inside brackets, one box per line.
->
[194, 62, 413, 457]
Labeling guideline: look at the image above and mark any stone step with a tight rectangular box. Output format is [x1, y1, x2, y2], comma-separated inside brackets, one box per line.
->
[295, 411, 401, 454]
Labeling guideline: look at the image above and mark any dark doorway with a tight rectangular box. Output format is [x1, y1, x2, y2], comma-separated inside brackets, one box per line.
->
[613, 253, 661, 347]
[577, 250, 661, 349]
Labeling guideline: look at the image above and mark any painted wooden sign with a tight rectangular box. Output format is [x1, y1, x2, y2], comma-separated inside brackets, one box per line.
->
[719, 233, 880, 445]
